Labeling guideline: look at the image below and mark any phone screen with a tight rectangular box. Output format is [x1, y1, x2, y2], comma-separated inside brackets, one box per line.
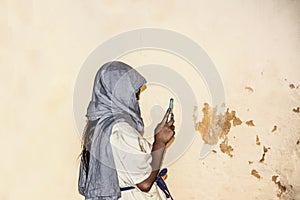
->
[167, 98, 174, 122]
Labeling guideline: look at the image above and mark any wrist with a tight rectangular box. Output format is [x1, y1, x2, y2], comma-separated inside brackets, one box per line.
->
[153, 140, 166, 149]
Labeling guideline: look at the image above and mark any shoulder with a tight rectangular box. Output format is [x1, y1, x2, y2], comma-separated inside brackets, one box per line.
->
[112, 122, 140, 137]
[110, 122, 152, 153]
[111, 122, 141, 146]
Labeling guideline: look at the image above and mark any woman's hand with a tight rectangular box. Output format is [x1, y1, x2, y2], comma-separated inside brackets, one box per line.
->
[154, 109, 175, 145]
[136, 109, 175, 192]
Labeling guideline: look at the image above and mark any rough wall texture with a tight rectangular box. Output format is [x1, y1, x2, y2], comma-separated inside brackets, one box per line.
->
[1, 0, 299, 199]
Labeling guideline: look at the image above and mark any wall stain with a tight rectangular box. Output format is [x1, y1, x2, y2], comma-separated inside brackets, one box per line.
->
[193, 103, 242, 157]
[251, 169, 261, 179]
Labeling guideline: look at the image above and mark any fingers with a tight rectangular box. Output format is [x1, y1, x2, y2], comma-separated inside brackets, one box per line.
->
[166, 114, 174, 127]
[169, 125, 175, 131]
[169, 125, 175, 138]
[161, 108, 171, 124]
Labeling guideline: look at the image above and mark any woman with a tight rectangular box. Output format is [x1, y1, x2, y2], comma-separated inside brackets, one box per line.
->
[78, 61, 175, 200]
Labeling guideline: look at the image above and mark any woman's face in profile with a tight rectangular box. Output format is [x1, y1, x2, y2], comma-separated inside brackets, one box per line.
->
[136, 85, 147, 101]
[136, 90, 141, 100]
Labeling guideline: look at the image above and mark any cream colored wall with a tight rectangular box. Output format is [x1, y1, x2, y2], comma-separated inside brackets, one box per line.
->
[1, 0, 299, 199]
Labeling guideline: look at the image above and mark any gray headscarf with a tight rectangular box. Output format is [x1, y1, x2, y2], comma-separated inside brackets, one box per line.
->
[78, 61, 146, 199]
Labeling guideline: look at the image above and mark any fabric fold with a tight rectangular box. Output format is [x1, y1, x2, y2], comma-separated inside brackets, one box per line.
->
[78, 61, 147, 199]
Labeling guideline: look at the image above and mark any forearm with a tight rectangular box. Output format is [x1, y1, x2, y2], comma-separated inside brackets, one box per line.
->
[136, 109, 174, 192]
[136, 141, 166, 192]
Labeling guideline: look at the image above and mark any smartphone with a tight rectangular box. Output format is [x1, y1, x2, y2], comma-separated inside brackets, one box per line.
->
[167, 98, 174, 122]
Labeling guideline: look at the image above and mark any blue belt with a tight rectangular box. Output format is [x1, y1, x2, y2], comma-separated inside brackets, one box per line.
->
[155, 168, 173, 200]
[120, 168, 173, 199]
[120, 186, 135, 191]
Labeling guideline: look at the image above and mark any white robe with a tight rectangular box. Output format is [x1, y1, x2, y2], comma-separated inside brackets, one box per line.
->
[110, 122, 168, 200]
